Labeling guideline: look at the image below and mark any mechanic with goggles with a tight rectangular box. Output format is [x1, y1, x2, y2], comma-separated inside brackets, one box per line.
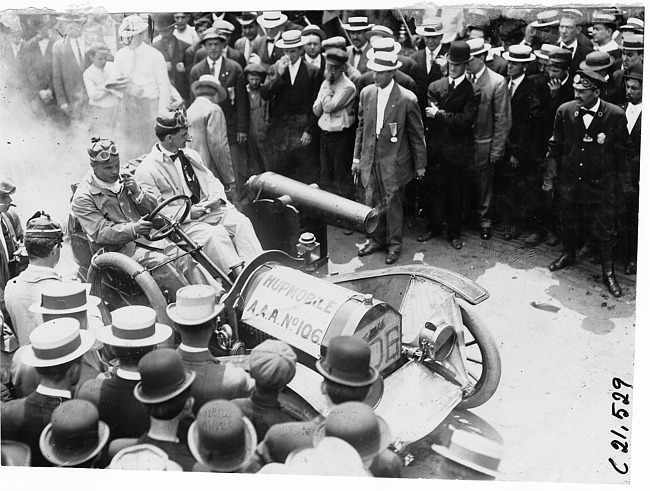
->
[72, 137, 223, 301]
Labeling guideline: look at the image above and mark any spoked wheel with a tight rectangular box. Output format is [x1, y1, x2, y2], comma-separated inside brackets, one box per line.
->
[144, 194, 192, 241]
[88, 252, 172, 327]
[456, 303, 501, 410]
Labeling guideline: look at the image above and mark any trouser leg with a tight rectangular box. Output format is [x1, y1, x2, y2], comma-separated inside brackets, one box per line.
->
[365, 166, 386, 248]
[475, 164, 494, 228]
[181, 221, 243, 273]
[447, 163, 463, 240]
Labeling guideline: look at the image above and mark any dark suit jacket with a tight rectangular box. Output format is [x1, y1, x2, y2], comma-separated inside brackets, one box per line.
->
[546, 99, 633, 204]
[19, 36, 56, 103]
[1, 391, 68, 467]
[604, 70, 626, 105]
[260, 59, 322, 137]
[77, 372, 150, 440]
[303, 53, 326, 79]
[426, 76, 480, 166]
[410, 46, 445, 90]
[193, 45, 246, 70]
[508, 76, 534, 161]
[152, 36, 192, 101]
[561, 42, 594, 76]
[486, 54, 508, 77]
[51, 36, 88, 116]
[353, 82, 427, 191]
[189, 56, 249, 143]
[346, 42, 372, 74]
[621, 101, 641, 186]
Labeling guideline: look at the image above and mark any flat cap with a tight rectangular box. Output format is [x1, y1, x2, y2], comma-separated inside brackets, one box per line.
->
[249, 339, 297, 389]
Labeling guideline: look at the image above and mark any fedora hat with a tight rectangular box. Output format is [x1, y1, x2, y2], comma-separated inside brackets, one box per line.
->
[341, 16, 372, 32]
[316, 335, 379, 387]
[286, 437, 371, 476]
[188, 400, 257, 472]
[191, 74, 228, 103]
[109, 444, 183, 471]
[533, 43, 561, 61]
[302, 25, 326, 40]
[431, 430, 503, 477]
[624, 64, 643, 82]
[622, 34, 644, 51]
[237, 12, 258, 26]
[314, 401, 392, 461]
[96, 305, 172, 348]
[257, 11, 288, 30]
[446, 41, 471, 64]
[40, 399, 110, 467]
[249, 339, 297, 390]
[276, 30, 307, 49]
[167, 285, 224, 326]
[200, 27, 227, 44]
[0, 441, 31, 466]
[30, 282, 100, 315]
[118, 15, 148, 37]
[502, 45, 536, 63]
[153, 13, 176, 31]
[579, 51, 615, 72]
[134, 348, 195, 404]
[467, 38, 491, 57]
[21, 318, 95, 368]
[531, 10, 560, 28]
[367, 37, 402, 59]
[365, 24, 395, 41]
[415, 19, 444, 37]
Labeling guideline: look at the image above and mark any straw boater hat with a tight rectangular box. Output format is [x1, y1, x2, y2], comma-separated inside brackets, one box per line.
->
[467, 38, 491, 57]
[431, 430, 503, 477]
[621, 34, 645, 51]
[40, 399, 110, 467]
[592, 12, 617, 28]
[133, 348, 196, 404]
[276, 30, 307, 49]
[341, 16, 372, 31]
[620, 18, 644, 33]
[30, 282, 100, 315]
[365, 24, 395, 41]
[167, 284, 224, 326]
[579, 51, 616, 72]
[367, 37, 402, 60]
[257, 11, 288, 30]
[533, 43, 561, 61]
[502, 45, 536, 63]
[96, 305, 172, 348]
[0, 175, 16, 196]
[366, 50, 402, 72]
[109, 444, 183, 471]
[415, 18, 444, 37]
[21, 318, 95, 368]
[191, 74, 228, 103]
[188, 400, 257, 472]
[531, 10, 560, 28]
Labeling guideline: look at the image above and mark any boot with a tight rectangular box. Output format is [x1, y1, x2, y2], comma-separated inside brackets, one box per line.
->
[600, 249, 622, 298]
[549, 251, 575, 272]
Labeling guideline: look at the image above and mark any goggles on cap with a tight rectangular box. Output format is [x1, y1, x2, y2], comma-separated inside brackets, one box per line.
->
[156, 109, 188, 130]
[573, 74, 597, 89]
[88, 137, 119, 162]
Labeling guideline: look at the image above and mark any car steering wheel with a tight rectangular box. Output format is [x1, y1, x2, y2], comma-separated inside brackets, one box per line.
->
[143, 194, 192, 241]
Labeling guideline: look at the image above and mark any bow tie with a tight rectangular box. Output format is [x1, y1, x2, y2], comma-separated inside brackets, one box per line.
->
[579, 107, 596, 117]
[561, 44, 575, 53]
[171, 150, 183, 161]
[267, 38, 275, 44]
[353, 48, 363, 56]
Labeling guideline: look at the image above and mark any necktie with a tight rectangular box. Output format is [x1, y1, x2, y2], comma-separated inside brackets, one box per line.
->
[469, 74, 476, 84]
[449, 80, 455, 91]
[173, 151, 201, 204]
[509, 80, 516, 97]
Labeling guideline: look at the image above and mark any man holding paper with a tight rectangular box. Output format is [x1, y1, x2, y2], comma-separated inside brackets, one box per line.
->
[136, 110, 263, 279]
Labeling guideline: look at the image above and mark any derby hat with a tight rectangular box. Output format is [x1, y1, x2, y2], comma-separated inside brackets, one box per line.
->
[153, 13, 176, 31]
[341, 16, 372, 32]
[302, 24, 326, 40]
[213, 19, 235, 34]
[166, 284, 224, 326]
[30, 282, 100, 315]
[365, 24, 395, 41]
[96, 305, 172, 348]
[276, 30, 307, 49]
[188, 400, 257, 472]
[199, 27, 227, 44]
[415, 19, 444, 37]
[40, 399, 110, 467]
[286, 437, 371, 476]
[190, 74, 228, 103]
[314, 401, 392, 461]
[573, 70, 606, 90]
[0, 175, 16, 196]
[24, 211, 63, 241]
[0, 441, 31, 466]
[249, 339, 297, 390]
[118, 15, 149, 37]
[325, 48, 348, 66]
[533, 43, 561, 61]
[579, 51, 616, 72]
[257, 11, 288, 30]
[237, 12, 258, 26]
[467, 38, 491, 57]
[134, 348, 195, 404]
[316, 335, 379, 387]
[367, 37, 402, 59]
[446, 41, 471, 64]
[624, 64, 643, 81]
[531, 10, 560, 28]
[109, 444, 183, 471]
[622, 34, 644, 51]
[431, 430, 503, 477]
[263, 421, 316, 462]
[22, 318, 95, 368]
[502, 45, 536, 63]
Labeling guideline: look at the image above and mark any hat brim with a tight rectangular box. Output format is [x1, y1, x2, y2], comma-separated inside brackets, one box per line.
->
[502, 52, 536, 63]
[579, 59, 615, 71]
[276, 38, 308, 49]
[257, 15, 288, 29]
[304, 28, 326, 40]
[21, 330, 95, 368]
[367, 43, 402, 60]
[29, 294, 101, 315]
[40, 421, 110, 467]
[431, 442, 500, 477]
[315, 358, 379, 387]
[470, 45, 491, 57]
[190, 80, 228, 103]
[133, 370, 196, 404]
[187, 416, 257, 472]
[415, 27, 444, 37]
[530, 20, 559, 28]
[237, 18, 257, 26]
[166, 302, 224, 326]
[446, 53, 471, 64]
[366, 59, 403, 72]
[95, 322, 172, 348]
[200, 34, 227, 44]
[341, 24, 373, 32]
[313, 414, 392, 461]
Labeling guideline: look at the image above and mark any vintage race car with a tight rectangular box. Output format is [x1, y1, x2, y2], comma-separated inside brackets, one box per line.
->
[70, 174, 501, 447]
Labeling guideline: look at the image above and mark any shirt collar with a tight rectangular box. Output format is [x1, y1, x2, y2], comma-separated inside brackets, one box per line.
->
[474, 65, 486, 81]
[450, 73, 466, 85]
[378, 79, 395, 95]
[290, 57, 302, 69]
[584, 99, 601, 113]
[179, 343, 209, 353]
[36, 385, 72, 399]
[92, 173, 122, 194]
[429, 44, 442, 58]
[116, 368, 141, 380]
[158, 143, 177, 160]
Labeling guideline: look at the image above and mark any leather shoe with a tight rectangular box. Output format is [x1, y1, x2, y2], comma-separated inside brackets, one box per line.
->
[624, 261, 637, 275]
[549, 253, 575, 272]
[503, 227, 520, 241]
[545, 231, 559, 246]
[603, 271, 623, 297]
[417, 229, 441, 242]
[479, 227, 492, 240]
[450, 238, 463, 250]
[385, 251, 400, 264]
[358, 242, 383, 257]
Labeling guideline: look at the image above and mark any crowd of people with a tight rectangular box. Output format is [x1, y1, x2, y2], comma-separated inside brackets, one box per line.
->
[0, 5, 644, 475]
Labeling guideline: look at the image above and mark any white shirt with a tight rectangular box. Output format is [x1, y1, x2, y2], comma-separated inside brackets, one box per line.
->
[70, 36, 85, 67]
[207, 56, 223, 77]
[626, 102, 642, 134]
[427, 44, 442, 72]
[84, 62, 120, 108]
[174, 25, 200, 45]
[559, 39, 578, 58]
[376, 79, 394, 137]
[289, 57, 302, 85]
[38, 38, 49, 57]
[582, 99, 600, 128]
[36, 385, 72, 399]
[509, 73, 525, 96]
[305, 54, 321, 69]
[595, 39, 620, 54]
[268, 35, 280, 58]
